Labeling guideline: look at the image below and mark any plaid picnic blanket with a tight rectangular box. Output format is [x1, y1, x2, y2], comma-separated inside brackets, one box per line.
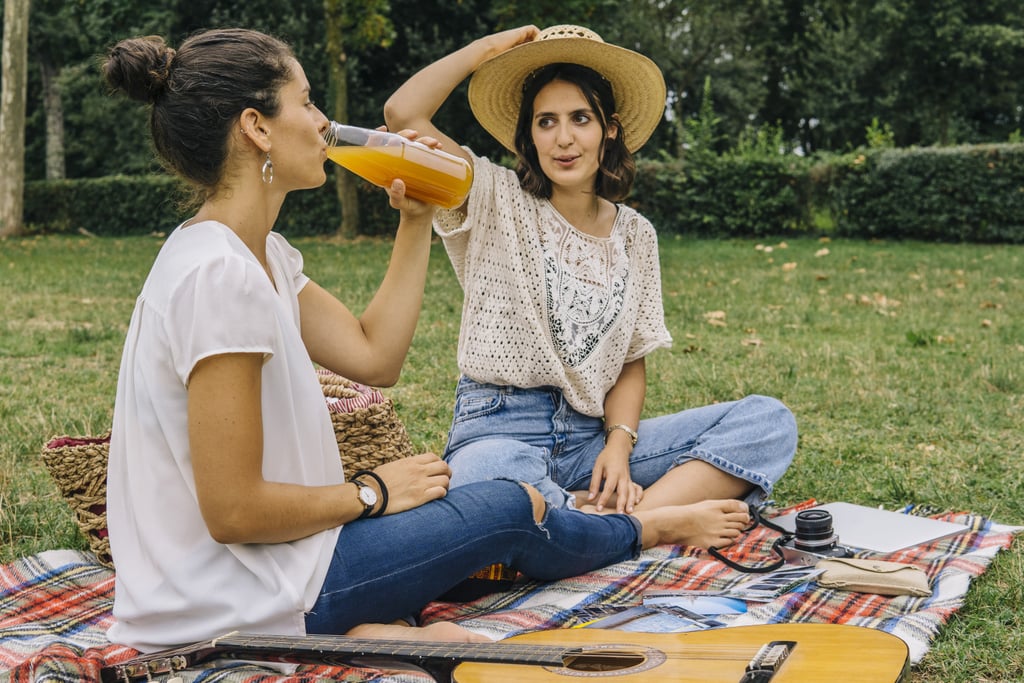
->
[1, 503, 1018, 682]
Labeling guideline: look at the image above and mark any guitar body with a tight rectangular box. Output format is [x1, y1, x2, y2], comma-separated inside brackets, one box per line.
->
[451, 624, 909, 683]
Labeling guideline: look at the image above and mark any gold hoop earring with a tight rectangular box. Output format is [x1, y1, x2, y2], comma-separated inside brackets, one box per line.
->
[261, 153, 274, 184]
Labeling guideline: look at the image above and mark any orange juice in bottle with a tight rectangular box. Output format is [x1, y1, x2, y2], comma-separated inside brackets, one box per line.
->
[324, 122, 472, 209]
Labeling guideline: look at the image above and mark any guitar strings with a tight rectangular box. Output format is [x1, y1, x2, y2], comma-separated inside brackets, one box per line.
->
[221, 634, 762, 662]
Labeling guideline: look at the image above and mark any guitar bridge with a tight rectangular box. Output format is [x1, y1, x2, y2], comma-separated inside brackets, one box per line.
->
[739, 640, 796, 683]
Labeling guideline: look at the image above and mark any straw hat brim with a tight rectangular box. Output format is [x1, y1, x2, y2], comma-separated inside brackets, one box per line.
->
[468, 29, 666, 153]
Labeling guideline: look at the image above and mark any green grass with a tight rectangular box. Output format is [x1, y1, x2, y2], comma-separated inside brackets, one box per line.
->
[1, 234, 1021, 681]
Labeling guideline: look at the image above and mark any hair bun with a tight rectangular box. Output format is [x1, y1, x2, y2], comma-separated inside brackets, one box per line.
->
[103, 35, 176, 103]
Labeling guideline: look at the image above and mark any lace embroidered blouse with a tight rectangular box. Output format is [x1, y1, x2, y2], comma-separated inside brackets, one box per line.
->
[434, 151, 672, 417]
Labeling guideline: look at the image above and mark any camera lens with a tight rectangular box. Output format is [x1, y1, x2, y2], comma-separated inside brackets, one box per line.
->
[793, 509, 839, 551]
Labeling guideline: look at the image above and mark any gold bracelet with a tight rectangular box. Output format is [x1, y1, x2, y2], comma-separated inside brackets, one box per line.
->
[604, 423, 638, 447]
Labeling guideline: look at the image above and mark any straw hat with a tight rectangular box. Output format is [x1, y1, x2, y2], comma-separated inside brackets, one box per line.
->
[468, 25, 666, 153]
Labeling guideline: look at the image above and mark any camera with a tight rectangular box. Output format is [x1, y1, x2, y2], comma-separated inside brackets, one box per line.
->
[780, 509, 856, 566]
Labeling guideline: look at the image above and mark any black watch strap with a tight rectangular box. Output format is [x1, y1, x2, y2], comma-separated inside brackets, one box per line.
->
[352, 470, 389, 518]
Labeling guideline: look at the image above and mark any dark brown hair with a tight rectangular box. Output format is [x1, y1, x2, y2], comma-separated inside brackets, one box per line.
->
[103, 28, 295, 201]
[513, 63, 635, 202]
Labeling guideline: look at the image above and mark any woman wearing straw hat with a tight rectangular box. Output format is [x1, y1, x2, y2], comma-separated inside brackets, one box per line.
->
[385, 26, 797, 526]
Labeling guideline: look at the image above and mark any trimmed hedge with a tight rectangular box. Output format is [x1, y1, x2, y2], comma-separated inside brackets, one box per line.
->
[631, 155, 811, 237]
[23, 173, 400, 238]
[20, 144, 1024, 243]
[829, 144, 1024, 243]
[24, 175, 188, 236]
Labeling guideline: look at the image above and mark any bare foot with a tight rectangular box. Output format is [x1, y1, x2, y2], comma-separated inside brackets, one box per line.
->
[346, 620, 493, 643]
[633, 499, 750, 549]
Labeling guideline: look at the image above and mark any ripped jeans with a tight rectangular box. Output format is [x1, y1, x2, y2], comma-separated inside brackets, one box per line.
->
[443, 377, 798, 509]
[304, 479, 641, 634]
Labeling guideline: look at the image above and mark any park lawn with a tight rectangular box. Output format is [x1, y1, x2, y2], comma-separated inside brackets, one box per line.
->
[1, 233, 1021, 682]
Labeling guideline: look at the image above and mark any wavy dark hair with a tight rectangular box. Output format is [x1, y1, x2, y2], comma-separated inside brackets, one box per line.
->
[103, 28, 295, 203]
[513, 63, 635, 202]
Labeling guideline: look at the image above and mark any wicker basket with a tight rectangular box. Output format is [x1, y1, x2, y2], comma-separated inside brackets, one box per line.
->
[318, 371, 415, 471]
[41, 370, 414, 568]
[40, 434, 115, 567]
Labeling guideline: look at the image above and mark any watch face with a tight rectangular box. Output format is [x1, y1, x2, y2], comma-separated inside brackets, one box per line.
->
[358, 484, 378, 507]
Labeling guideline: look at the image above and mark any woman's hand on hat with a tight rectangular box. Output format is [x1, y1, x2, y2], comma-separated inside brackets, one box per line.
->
[480, 25, 540, 61]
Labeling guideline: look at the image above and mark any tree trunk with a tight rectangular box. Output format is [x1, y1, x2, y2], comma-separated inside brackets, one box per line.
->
[325, 0, 359, 239]
[0, 0, 31, 238]
[332, 50, 360, 239]
[40, 60, 66, 180]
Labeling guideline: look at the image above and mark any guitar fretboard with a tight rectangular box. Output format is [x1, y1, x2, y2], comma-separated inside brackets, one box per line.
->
[215, 631, 576, 665]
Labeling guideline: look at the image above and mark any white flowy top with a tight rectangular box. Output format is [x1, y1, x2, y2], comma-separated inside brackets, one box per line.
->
[434, 151, 672, 417]
[106, 221, 341, 652]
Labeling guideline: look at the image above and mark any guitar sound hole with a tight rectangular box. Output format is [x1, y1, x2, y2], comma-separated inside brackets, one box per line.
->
[563, 650, 645, 672]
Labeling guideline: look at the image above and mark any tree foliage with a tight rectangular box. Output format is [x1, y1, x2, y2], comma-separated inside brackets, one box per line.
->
[777, 0, 1024, 150]
[5, 0, 1024, 235]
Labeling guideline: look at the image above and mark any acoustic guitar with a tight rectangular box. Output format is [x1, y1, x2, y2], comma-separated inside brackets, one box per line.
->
[100, 623, 909, 682]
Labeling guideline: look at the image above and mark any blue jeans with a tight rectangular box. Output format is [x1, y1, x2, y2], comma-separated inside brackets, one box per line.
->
[443, 377, 797, 509]
[304, 479, 641, 634]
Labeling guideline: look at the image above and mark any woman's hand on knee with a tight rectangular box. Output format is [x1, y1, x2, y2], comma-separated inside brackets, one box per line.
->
[589, 449, 642, 513]
[372, 452, 451, 514]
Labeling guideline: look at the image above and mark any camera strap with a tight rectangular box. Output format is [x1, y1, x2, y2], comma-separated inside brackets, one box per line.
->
[707, 504, 794, 573]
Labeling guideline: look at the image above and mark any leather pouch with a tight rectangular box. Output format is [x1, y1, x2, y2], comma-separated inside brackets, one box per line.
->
[816, 557, 932, 597]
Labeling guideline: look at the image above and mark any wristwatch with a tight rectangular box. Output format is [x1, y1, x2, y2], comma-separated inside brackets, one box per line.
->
[353, 478, 378, 519]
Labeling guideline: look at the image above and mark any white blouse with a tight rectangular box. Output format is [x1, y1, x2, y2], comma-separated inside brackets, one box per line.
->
[106, 222, 341, 652]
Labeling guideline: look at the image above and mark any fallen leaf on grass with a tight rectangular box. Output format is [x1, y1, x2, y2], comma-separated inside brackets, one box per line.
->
[703, 311, 727, 327]
[857, 292, 901, 310]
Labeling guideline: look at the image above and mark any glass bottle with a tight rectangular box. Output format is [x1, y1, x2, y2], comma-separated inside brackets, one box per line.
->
[324, 122, 472, 209]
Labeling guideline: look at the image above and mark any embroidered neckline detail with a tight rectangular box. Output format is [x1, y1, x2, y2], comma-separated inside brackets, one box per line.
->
[538, 204, 630, 367]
